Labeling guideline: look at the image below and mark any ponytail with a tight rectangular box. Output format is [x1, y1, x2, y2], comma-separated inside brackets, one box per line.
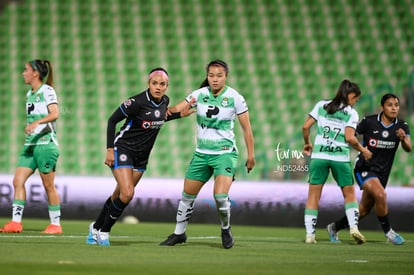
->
[29, 59, 54, 87]
[44, 60, 53, 86]
[325, 79, 361, 114]
[199, 78, 209, 88]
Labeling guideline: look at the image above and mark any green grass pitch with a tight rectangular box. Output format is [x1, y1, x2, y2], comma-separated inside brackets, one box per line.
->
[0, 218, 412, 274]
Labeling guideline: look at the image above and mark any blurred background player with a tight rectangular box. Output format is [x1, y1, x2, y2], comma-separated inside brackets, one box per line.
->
[327, 93, 411, 245]
[0, 59, 62, 234]
[302, 79, 372, 244]
[160, 60, 255, 249]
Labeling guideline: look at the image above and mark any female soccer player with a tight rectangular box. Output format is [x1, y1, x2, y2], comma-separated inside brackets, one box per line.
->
[327, 93, 411, 245]
[302, 79, 372, 244]
[160, 60, 255, 249]
[86, 68, 193, 246]
[0, 60, 62, 234]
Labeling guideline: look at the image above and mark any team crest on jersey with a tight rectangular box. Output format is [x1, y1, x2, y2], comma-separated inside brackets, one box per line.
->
[361, 171, 368, 177]
[368, 138, 378, 147]
[154, 110, 161, 118]
[142, 120, 151, 129]
[382, 130, 389, 138]
[221, 97, 229, 107]
[119, 154, 128, 162]
[35, 94, 41, 102]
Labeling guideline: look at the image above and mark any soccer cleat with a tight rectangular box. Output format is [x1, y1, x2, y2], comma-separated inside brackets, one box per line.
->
[326, 223, 341, 243]
[386, 229, 405, 245]
[97, 230, 110, 246]
[221, 227, 235, 249]
[86, 222, 98, 245]
[0, 221, 23, 233]
[41, 224, 62, 234]
[160, 233, 187, 246]
[305, 235, 317, 244]
[350, 227, 365, 244]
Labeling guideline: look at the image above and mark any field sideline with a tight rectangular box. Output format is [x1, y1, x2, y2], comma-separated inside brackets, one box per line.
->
[0, 218, 412, 274]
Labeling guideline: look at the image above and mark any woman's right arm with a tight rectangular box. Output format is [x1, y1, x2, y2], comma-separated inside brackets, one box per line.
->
[105, 108, 126, 166]
[168, 99, 193, 113]
[302, 116, 316, 156]
[345, 126, 372, 160]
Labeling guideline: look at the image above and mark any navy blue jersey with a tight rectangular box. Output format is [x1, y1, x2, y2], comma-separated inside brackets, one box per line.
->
[354, 113, 410, 182]
[107, 90, 169, 159]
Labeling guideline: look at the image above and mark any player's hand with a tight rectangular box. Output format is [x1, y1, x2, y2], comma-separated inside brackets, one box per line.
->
[361, 146, 372, 160]
[105, 148, 115, 167]
[245, 157, 255, 173]
[396, 128, 407, 141]
[179, 98, 197, 118]
[25, 122, 39, 135]
[303, 144, 313, 156]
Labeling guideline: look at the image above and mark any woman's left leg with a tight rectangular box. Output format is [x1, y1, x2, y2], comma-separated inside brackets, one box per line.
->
[101, 168, 143, 233]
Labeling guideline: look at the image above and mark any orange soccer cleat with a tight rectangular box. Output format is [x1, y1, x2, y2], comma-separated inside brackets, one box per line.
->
[0, 221, 23, 233]
[41, 224, 63, 234]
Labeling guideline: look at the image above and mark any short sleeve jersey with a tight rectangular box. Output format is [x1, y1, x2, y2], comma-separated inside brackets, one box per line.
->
[309, 100, 359, 162]
[25, 84, 59, 146]
[185, 86, 248, 155]
[354, 113, 410, 176]
[114, 90, 169, 157]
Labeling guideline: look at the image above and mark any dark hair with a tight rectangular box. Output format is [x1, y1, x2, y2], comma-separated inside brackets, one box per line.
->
[381, 93, 399, 106]
[199, 59, 229, 88]
[324, 79, 361, 114]
[149, 67, 168, 76]
[29, 59, 53, 86]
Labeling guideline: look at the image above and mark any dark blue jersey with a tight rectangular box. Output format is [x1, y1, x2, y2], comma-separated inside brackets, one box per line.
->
[107, 89, 169, 158]
[354, 113, 410, 181]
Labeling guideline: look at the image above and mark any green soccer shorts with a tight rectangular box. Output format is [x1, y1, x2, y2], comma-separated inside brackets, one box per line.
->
[185, 151, 238, 183]
[308, 158, 354, 187]
[17, 142, 60, 173]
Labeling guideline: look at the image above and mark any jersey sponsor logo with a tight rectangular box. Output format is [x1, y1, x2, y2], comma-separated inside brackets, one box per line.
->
[369, 138, 378, 147]
[123, 98, 135, 108]
[206, 105, 219, 118]
[27, 103, 35, 115]
[368, 138, 396, 149]
[319, 145, 343, 153]
[142, 120, 165, 129]
[142, 121, 151, 129]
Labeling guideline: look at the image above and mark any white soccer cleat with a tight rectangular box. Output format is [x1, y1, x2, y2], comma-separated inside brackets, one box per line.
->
[305, 235, 317, 244]
[350, 227, 365, 244]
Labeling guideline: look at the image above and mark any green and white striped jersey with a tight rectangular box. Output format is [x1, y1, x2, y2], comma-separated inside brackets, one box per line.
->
[185, 86, 248, 155]
[309, 100, 359, 162]
[25, 84, 59, 146]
